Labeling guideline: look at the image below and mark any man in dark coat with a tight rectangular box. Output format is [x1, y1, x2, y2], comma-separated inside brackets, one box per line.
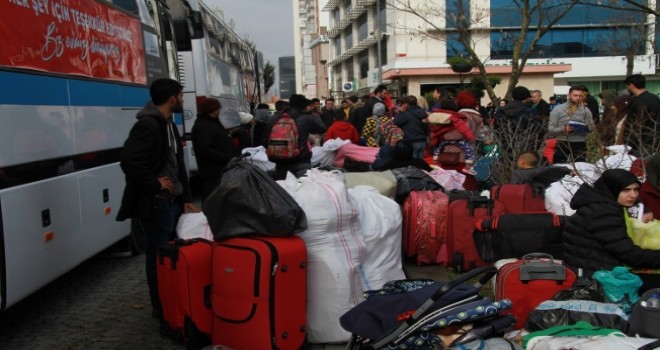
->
[624, 74, 660, 157]
[191, 97, 239, 200]
[394, 95, 428, 159]
[116, 78, 199, 318]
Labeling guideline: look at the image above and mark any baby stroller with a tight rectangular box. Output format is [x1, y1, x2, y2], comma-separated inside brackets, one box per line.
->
[340, 266, 517, 349]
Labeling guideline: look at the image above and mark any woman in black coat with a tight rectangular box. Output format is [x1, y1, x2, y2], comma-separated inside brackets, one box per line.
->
[191, 97, 239, 200]
[563, 169, 660, 291]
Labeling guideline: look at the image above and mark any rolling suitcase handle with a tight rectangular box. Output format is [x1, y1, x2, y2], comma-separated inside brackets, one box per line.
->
[467, 196, 494, 216]
[519, 253, 567, 282]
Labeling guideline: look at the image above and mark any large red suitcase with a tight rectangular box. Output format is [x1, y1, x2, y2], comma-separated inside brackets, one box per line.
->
[402, 190, 449, 265]
[495, 253, 577, 329]
[491, 184, 546, 213]
[446, 196, 505, 272]
[211, 236, 307, 350]
[157, 238, 213, 348]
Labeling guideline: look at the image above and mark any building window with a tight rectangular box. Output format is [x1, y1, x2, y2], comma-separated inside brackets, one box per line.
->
[344, 0, 352, 14]
[346, 59, 354, 81]
[346, 28, 353, 50]
[447, 33, 469, 57]
[358, 50, 369, 79]
[446, 0, 470, 29]
[334, 64, 343, 91]
[380, 36, 388, 65]
[358, 12, 368, 41]
[373, 0, 386, 33]
[490, 28, 647, 59]
[335, 37, 342, 56]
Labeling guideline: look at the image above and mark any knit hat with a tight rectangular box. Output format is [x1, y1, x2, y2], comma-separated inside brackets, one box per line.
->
[373, 102, 386, 116]
[198, 97, 221, 115]
[455, 91, 478, 108]
[239, 112, 254, 124]
[613, 94, 633, 113]
[512, 86, 531, 101]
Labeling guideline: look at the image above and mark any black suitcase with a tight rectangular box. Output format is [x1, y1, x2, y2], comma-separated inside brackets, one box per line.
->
[474, 212, 567, 263]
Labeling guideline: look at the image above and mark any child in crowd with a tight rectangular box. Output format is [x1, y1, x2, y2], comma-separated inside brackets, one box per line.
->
[510, 151, 572, 185]
[325, 114, 360, 144]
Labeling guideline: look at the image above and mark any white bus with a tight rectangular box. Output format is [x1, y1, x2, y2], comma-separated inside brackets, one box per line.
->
[0, 0, 179, 310]
[165, 0, 263, 172]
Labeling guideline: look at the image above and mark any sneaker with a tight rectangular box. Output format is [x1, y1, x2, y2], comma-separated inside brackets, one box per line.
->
[461, 167, 477, 176]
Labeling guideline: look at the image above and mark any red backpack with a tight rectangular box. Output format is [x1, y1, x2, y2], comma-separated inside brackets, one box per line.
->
[267, 113, 301, 160]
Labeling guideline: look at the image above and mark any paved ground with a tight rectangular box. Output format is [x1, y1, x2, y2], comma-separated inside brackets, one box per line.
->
[0, 245, 457, 350]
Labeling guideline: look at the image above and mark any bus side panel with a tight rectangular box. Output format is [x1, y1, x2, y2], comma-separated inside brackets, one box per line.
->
[0, 176, 82, 309]
[78, 164, 131, 255]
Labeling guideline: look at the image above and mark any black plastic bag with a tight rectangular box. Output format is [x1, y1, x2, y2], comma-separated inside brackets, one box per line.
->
[202, 158, 307, 240]
[391, 166, 444, 203]
[552, 277, 605, 302]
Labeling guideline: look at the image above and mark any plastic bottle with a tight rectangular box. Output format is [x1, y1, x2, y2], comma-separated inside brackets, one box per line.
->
[646, 293, 660, 308]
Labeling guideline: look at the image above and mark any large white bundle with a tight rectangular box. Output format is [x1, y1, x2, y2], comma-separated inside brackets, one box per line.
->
[310, 146, 335, 167]
[594, 145, 637, 171]
[347, 186, 406, 291]
[545, 163, 601, 216]
[279, 170, 365, 344]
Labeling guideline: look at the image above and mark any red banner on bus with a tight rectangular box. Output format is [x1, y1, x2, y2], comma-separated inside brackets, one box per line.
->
[0, 0, 146, 84]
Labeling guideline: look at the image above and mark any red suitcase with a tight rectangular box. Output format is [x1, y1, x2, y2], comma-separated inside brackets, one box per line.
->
[446, 196, 505, 272]
[211, 236, 307, 350]
[157, 238, 213, 348]
[491, 184, 546, 213]
[495, 253, 577, 329]
[402, 190, 449, 265]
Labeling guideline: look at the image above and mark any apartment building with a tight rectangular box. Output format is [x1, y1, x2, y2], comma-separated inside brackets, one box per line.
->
[321, 0, 658, 101]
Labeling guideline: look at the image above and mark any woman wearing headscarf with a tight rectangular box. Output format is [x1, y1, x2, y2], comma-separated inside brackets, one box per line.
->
[563, 169, 660, 290]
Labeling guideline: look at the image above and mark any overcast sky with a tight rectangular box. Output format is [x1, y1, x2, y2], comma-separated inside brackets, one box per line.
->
[206, 0, 295, 66]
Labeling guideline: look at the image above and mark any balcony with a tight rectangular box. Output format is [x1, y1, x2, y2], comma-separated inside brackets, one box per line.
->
[327, 17, 352, 38]
[357, 0, 376, 5]
[322, 0, 340, 11]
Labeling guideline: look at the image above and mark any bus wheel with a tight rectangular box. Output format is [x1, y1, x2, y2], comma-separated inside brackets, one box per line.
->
[130, 219, 146, 255]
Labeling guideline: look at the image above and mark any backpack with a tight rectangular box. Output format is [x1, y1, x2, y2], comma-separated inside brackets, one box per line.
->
[266, 113, 300, 160]
[378, 118, 404, 147]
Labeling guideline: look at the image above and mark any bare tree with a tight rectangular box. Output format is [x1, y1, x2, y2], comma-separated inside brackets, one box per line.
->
[592, 15, 656, 76]
[388, 0, 579, 103]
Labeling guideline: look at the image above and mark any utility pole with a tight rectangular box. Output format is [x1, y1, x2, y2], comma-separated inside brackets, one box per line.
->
[376, 0, 382, 85]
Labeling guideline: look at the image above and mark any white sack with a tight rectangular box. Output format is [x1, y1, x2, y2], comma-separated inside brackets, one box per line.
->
[278, 170, 365, 344]
[347, 185, 406, 291]
[240, 146, 276, 171]
[343, 171, 397, 199]
[311, 146, 336, 167]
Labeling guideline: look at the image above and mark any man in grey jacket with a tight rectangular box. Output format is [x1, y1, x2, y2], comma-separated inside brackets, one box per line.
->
[548, 85, 594, 163]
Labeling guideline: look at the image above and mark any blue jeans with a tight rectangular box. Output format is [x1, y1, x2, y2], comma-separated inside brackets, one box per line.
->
[141, 197, 182, 310]
[412, 142, 426, 159]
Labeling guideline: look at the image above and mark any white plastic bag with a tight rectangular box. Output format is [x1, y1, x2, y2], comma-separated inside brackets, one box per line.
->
[176, 212, 213, 241]
[240, 146, 276, 171]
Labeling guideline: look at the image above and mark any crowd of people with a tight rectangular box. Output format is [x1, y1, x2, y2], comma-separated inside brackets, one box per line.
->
[115, 73, 659, 320]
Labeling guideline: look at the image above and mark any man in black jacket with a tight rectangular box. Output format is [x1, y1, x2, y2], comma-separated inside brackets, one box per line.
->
[116, 78, 199, 319]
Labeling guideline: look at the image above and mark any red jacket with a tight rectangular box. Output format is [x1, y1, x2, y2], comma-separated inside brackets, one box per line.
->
[325, 120, 360, 144]
[640, 181, 660, 220]
[428, 109, 474, 145]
